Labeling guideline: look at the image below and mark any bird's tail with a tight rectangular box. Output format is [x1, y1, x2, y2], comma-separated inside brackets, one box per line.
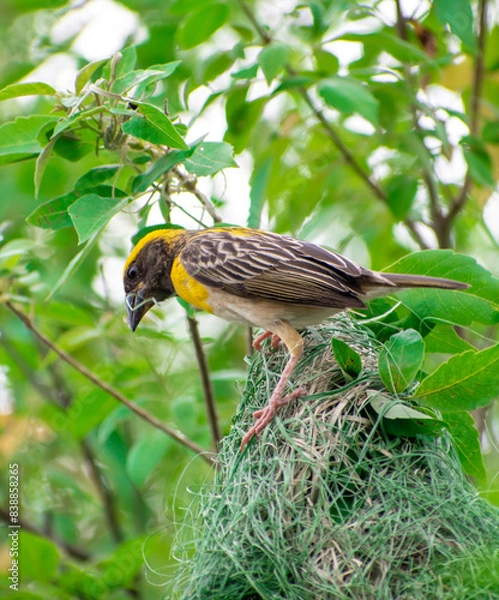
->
[381, 273, 469, 290]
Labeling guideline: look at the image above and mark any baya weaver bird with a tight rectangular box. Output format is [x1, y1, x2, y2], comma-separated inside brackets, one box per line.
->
[123, 226, 467, 449]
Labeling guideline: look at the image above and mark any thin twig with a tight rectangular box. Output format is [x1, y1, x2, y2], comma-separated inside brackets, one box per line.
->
[446, 0, 489, 230]
[0, 335, 126, 542]
[404, 218, 431, 250]
[3, 301, 215, 465]
[80, 439, 123, 543]
[246, 327, 254, 358]
[0, 507, 90, 561]
[236, 0, 271, 44]
[299, 89, 387, 201]
[394, 0, 446, 247]
[172, 166, 223, 223]
[237, 0, 387, 203]
[187, 316, 221, 448]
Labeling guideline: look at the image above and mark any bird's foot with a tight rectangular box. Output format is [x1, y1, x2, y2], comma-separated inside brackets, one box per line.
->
[240, 386, 307, 450]
[252, 330, 282, 352]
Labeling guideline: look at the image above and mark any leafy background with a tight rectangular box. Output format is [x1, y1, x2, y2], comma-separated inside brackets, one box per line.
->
[0, 0, 499, 597]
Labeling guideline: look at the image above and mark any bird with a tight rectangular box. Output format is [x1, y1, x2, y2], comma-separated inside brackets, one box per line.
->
[123, 226, 468, 450]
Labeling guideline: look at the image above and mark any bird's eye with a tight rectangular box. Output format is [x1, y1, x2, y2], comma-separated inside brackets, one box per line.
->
[127, 265, 139, 280]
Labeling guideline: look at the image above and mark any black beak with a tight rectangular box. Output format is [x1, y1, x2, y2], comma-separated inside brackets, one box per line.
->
[126, 287, 153, 332]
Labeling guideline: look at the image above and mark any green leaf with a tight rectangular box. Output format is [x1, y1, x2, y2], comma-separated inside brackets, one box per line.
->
[433, 0, 476, 52]
[257, 43, 290, 84]
[343, 31, 435, 65]
[0, 81, 56, 101]
[177, 296, 197, 317]
[413, 343, 499, 412]
[0, 239, 37, 269]
[132, 149, 193, 193]
[74, 165, 120, 193]
[379, 329, 425, 393]
[34, 136, 57, 198]
[69, 390, 116, 439]
[463, 143, 495, 188]
[114, 46, 137, 78]
[423, 324, 475, 355]
[176, 3, 229, 50]
[75, 58, 107, 94]
[274, 75, 317, 93]
[247, 155, 272, 228]
[231, 64, 259, 80]
[332, 338, 362, 379]
[26, 192, 77, 230]
[131, 223, 184, 246]
[318, 77, 379, 126]
[442, 412, 486, 483]
[52, 106, 106, 137]
[314, 49, 339, 74]
[112, 61, 181, 94]
[122, 103, 189, 150]
[482, 120, 499, 143]
[369, 391, 444, 437]
[386, 175, 418, 221]
[224, 87, 267, 153]
[0, 115, 58, 162]
[98, 405, 133, 444]
[53, 132, 94, 162]
[20, 531, 59, 583]
[386, 250, 499, 327]
[184, 141, 237, 176]
[68, 194, 128, 244]
[201, 52, 235, 83]
[126, 430, 172, 487]
[46, 234, 99, 300]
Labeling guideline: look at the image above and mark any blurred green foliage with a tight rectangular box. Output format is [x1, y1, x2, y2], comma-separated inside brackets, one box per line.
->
[0, 0, 498, 597]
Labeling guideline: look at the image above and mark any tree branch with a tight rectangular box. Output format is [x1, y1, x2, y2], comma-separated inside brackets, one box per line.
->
[172, 166, 223, 224]
[445, 0, 489, 231]
[394, 0, 448, 248]
[236, 0, 271, 44]
[80, 439, 124, 544]
[299, 89, 387, 201]
[0, 335, 126, 543]
[238, 0, 387, 203]
[187, 316, 222, 448]
[0, 507, 90, 561]
[3, 301, 215, 465]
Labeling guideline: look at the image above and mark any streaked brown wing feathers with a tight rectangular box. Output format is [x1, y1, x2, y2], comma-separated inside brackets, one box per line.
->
[180, 229, 370, 308]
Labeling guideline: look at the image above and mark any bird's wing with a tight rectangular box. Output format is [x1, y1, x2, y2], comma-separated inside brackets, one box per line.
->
[179, 229, 378, 308]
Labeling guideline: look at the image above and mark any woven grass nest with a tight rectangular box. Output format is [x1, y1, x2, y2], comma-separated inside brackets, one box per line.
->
[169, 316, 499, 600]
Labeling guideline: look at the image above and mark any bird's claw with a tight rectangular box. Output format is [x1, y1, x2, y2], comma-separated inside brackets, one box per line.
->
[240, 387, 307, 450]
[252, 331, 282, 352]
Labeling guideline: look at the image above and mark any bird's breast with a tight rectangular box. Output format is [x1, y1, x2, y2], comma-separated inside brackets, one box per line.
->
[170, 257, 214, 314]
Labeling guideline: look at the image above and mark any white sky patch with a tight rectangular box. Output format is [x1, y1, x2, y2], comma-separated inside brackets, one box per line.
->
[323, 41, 363, 71]
[368, 147, 397, 180]
[434, 147, 467, 186]
[23, 53, 79, 92]
[344, 115, 376, 136]
[484, 192, 499, 243]
[51, 0, 143, 62]
[0, 366, 13, 415]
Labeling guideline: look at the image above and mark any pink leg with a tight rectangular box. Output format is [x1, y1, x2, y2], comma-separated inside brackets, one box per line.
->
[253, 330, 282, 353]
[252, 330, 272, 352]
[241, 325, 306, 450]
